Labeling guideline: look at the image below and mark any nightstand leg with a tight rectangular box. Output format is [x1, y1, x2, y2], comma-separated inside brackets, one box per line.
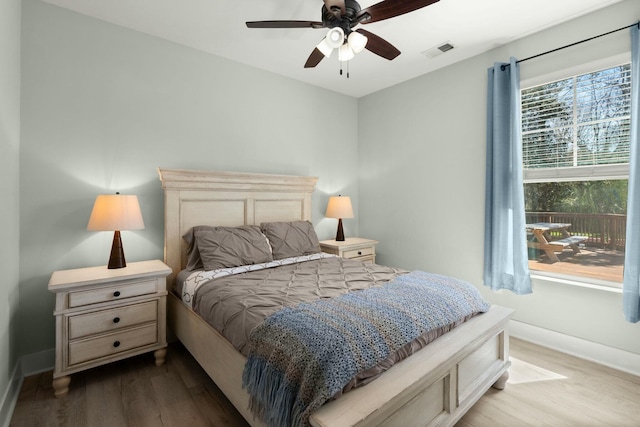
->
[154, 347, 167, 366]
[52, 375, 71, 397]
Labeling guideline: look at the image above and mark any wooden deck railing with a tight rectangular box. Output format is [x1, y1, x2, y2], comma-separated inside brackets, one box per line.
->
[525, 212, 626, 251]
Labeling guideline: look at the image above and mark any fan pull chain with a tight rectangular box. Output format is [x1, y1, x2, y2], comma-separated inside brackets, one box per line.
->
[339, 61, 350, 78]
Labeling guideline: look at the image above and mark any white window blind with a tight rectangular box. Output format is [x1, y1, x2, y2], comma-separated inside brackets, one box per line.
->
[522, 64, 632, 182]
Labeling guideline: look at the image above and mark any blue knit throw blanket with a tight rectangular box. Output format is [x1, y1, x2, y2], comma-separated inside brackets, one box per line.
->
[242, 271, 490, 427]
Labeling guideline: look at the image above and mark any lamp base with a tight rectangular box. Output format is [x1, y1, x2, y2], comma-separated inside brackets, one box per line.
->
[335, 218, 345, 242]
[108, 230, 127, 269]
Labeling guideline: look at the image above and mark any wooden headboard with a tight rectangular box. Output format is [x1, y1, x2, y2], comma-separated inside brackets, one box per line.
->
[157, 168, 318, 287]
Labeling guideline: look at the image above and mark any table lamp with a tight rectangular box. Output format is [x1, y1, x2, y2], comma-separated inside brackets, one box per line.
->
[325, 195, 354, 241]
[87, 193, 145, 269]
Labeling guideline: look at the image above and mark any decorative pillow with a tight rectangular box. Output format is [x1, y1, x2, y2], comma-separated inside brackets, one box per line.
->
[183, 225, 216, 271]
[194, 225, 273, 271]
[260, 221, 321, 260]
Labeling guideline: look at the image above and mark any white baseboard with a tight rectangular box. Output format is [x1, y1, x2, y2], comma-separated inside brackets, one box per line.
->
[20, 348, 54, 377]
[0, 361, 22, 427]
[0, 348, 54, 427]
[510, 320, 640, 377]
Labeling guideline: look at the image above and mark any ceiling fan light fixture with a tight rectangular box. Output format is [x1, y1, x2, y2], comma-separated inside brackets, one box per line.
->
[316, 38, 334, 58]
[338, 44, 355, 62]
[325, 27, 345, 49]
[347, 31, 368, 53]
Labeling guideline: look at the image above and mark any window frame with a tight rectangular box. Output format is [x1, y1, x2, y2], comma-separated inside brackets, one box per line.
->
[520, 53, 631, 290]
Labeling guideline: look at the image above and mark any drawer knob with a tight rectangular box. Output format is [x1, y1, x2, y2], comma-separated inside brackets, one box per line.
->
[358, 251, 362, 255]
[113, 341, 121, 348]
[113, 291, 121, 297]
[113, 317, 120, 324]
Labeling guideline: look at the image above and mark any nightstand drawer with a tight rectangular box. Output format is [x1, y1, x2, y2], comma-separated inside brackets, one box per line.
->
[68, 323, 158, 366]
[319, 238, 378, 263]
[68, 279, 157, 308]
[68, 301, 158, 339]
[343, 247, 375, 259]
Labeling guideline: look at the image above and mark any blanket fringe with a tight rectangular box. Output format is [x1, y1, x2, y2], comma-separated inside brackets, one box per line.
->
[243, 355, 303, 427]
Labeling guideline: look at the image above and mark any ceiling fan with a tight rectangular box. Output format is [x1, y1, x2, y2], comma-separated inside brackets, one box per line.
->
[246, 0, 440, 68]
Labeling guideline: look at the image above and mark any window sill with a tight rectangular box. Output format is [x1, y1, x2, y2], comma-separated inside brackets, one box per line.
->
[530, 272, 623, 294]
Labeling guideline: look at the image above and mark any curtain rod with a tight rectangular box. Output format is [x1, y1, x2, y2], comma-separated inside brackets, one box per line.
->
[501, 21, 639, 70]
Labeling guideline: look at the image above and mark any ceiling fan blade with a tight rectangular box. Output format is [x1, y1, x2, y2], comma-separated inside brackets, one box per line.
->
[356, 0, 440, 24]
[356, 29, 400, 60]
[323, 0, 346, 17]
[304, 48, 326, 68]
[246, 20, 324, 29]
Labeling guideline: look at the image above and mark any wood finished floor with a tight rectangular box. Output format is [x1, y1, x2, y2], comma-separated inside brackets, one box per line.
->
[10, 338, 640, 427]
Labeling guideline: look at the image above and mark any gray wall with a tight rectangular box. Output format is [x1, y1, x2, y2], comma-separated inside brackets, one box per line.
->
[13, 0, 640, 368]
[358, 0, 640, 355]
[0, 0, 21, 414]
[19, 0, 359, 356]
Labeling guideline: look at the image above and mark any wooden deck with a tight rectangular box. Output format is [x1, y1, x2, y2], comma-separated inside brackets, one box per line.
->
[528, 247, 624, 285]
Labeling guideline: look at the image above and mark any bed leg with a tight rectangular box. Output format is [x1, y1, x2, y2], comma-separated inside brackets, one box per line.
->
[491, 370, 509, 390]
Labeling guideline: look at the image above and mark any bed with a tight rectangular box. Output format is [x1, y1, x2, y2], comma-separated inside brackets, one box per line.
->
[158, 167, 513, 427]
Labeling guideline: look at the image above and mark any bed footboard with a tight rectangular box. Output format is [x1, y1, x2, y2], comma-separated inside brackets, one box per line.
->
[169, 292, 511, 427]
[309, 305, 513, 427]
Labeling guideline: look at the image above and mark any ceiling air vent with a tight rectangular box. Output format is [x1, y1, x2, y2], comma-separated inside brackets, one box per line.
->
[422, 41, 455, 59]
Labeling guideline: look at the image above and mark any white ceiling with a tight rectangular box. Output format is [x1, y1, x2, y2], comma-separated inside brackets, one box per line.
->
[41, 0, 624, 98]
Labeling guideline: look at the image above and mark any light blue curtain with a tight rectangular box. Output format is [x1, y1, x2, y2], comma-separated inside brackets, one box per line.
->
[484, 58, 532, 294]
[623, 24, 640, 323]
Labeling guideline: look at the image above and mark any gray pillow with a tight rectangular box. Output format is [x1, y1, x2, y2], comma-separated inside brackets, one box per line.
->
[260, 221, 320, 260]
[194, 225, 273, 271]
[183, 225, 216, 271]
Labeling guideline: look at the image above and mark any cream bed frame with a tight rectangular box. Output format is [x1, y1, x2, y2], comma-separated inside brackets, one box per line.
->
[158, 168, 513, 427]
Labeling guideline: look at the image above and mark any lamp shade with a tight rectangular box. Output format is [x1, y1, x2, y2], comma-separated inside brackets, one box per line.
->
[338, 44, 355, 62]
[347, 31, 368, 53]
[87, 193, 144, 269]
[316, 37, 334, 58]
[325, 196, 354, 219]
[325, 27, 345, 49]
[87, 194, 145, 231]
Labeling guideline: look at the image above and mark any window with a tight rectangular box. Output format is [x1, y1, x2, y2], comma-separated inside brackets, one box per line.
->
[521, 63, 631, 286]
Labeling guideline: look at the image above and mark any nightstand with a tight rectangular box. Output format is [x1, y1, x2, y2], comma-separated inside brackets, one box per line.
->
[319, 237, 378, 264]
[48, 259, 171, 397]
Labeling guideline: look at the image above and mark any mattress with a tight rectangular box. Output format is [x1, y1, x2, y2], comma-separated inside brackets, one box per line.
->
[181, 255, 407, 355]
[177, 253, 488, 426]
[177, 256, 486, 400]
